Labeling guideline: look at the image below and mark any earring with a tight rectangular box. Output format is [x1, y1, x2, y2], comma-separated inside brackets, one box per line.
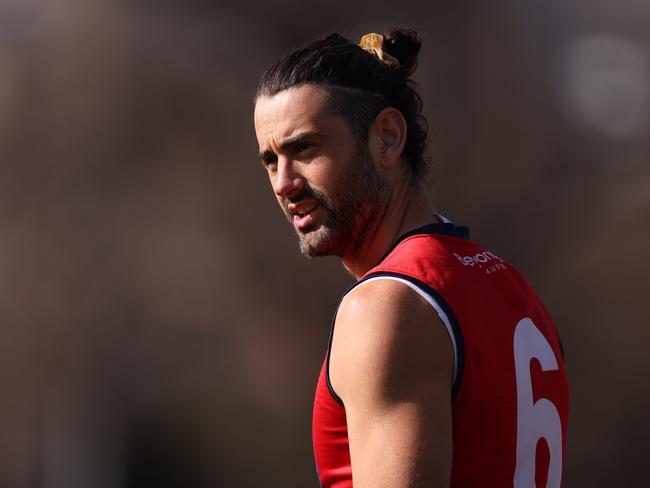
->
[379, 142, 387, 154]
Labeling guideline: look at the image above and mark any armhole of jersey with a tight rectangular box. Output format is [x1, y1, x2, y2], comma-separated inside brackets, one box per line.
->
[325, 272, 465, 405]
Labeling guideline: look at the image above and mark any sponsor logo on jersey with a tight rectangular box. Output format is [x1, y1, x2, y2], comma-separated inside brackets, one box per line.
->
[453, 250, 507, 274]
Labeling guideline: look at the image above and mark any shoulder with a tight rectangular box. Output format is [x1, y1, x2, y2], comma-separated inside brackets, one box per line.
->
[338, 277, 424, 324]
[329, 277, 453, 404]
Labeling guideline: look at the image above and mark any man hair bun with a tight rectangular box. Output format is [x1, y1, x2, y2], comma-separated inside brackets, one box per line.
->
[383, 28, 421, 78]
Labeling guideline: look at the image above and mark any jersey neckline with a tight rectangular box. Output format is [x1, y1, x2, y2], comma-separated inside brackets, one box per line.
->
[374, 221, 470, 269]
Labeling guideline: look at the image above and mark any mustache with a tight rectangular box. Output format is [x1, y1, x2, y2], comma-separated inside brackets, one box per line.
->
[283, 185, 327, 212]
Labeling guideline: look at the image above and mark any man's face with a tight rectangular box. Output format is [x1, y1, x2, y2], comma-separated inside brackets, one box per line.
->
[254, 84, 387, 258]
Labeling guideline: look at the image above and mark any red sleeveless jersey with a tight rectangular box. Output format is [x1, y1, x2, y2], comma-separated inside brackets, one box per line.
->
[312, 222, 569, 487]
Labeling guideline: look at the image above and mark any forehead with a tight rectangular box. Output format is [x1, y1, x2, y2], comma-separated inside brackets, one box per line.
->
[254, 84, 331, 147]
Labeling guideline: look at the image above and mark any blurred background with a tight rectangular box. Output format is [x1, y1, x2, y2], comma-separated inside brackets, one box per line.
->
[0, 0, 648, 486]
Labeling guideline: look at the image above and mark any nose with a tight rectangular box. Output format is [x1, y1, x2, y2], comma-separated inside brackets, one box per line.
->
[272, 159, 304, 199]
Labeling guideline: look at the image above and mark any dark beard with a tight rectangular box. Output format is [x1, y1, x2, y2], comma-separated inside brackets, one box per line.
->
[285, 149, 388, 258]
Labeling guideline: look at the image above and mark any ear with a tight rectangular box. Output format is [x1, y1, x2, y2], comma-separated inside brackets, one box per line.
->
[369, 107, 407, 171]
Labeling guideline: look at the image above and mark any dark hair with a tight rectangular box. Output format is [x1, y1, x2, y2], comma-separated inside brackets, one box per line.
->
[256, 29, 428, 178]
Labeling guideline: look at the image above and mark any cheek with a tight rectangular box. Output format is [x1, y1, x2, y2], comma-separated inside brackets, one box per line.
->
[308, 158, 340, 188]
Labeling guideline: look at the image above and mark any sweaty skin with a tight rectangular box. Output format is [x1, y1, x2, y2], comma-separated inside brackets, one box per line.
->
[255, 84, 453, 487]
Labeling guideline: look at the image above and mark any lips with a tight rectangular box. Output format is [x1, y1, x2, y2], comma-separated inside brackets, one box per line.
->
[287, 200, 319, 231]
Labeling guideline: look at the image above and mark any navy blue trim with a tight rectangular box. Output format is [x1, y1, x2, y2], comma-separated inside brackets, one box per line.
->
[324, 271, 465, 405]
[375, 222, 470, 268]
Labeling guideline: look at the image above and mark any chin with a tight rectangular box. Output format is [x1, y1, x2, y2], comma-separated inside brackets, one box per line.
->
[299, 241, 331, 258]
[298, 230, 345, 258]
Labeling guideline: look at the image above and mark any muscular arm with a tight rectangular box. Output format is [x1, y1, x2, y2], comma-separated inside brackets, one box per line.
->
[329, 278, 454, 487]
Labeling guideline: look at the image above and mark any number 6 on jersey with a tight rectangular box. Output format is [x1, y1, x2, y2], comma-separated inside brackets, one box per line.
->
[514, 318, 563, 488]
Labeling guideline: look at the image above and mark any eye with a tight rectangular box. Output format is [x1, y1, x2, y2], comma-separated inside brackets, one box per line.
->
[293, 141, 315, 157]
[260, 153, 278, 173]
[263, 161, 277, 174]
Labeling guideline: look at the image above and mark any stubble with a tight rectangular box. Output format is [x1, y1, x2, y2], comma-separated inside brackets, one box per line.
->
[288, 147, 388, 258]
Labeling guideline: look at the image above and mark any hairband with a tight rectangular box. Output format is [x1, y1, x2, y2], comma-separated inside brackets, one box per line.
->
[359, 33, 399, 66]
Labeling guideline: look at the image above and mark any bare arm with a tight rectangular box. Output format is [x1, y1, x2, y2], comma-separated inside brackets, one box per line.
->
[329, 278, 454, 487]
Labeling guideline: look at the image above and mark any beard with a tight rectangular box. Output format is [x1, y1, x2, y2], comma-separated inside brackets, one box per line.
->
[283, 148, 388, 258]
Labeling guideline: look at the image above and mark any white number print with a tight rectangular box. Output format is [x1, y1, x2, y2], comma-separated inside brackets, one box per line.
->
[513, 318, 563, 488]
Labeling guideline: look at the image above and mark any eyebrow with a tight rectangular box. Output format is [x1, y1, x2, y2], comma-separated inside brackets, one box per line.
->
[258, 131, 321, 162]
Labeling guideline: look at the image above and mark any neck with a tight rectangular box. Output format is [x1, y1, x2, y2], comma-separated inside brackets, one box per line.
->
[341, 180, 437, 279]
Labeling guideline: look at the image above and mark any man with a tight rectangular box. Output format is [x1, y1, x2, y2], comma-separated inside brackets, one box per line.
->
[254, 29, 569, 487]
